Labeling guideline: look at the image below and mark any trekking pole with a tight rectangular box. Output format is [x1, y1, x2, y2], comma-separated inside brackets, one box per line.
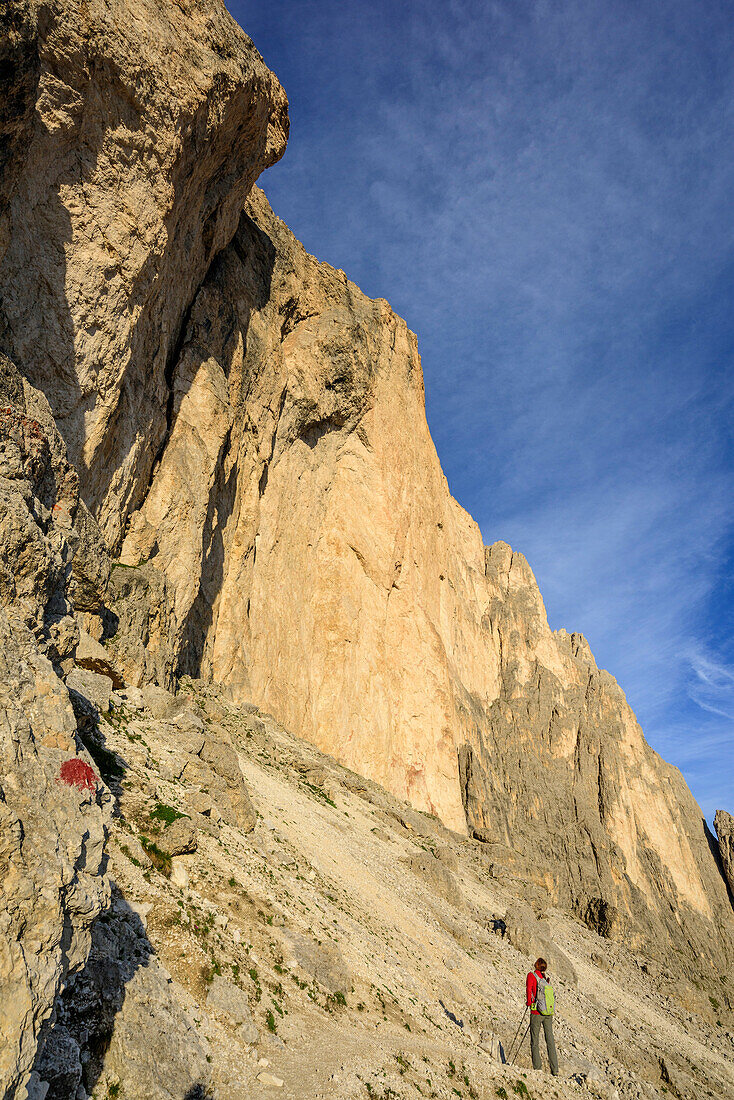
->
[506, 1007, 528, 1064]
[510, 1019, 530, 1066]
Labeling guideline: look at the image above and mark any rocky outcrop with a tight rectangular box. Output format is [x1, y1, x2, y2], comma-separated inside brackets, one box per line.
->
[0, 353, 111, 1098]
[0, 350, 100, 668]
[0, 612, 111, 1100]
[104, 561, 177, 690]
[715, 810, 734, 897]
[35, 890, 211, 1100]
[0, 0, 287, 549]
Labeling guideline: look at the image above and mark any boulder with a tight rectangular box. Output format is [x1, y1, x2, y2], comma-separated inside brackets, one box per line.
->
[163, 818, 197, 856]
[201, 737, 243, 784]
[141, 685, 193, 722]
[74, 631, 124, 688]
[66, 666, 114, 716]
[199, 736, 257, 833]
[404, 852, 463, 909]
[170, 859, 190, 889]
[184, 790, 219, 820]
[207, 975, 258, 1043]
[257, 1072, 284, 1088]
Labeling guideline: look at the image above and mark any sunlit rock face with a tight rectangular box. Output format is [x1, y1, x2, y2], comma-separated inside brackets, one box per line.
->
[120, 189, 733, 973]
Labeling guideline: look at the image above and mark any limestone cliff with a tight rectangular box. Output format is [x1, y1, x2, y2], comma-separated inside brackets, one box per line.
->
[1, 0, 732, 1046]
[117, 190, 734, 978]
[0, 1, 286, 1094]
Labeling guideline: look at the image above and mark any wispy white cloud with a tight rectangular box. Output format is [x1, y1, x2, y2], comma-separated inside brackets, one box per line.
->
[686, 650, 734, 721]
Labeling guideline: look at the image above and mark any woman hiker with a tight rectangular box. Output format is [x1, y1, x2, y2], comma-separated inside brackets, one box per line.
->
[526, 957, 559, 1076]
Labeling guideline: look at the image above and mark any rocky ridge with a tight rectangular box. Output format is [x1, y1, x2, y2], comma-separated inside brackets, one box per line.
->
[0, 351, 111, 1097]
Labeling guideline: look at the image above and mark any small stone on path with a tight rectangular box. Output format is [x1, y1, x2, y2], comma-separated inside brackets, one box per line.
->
[257, 1071, 284, 1087]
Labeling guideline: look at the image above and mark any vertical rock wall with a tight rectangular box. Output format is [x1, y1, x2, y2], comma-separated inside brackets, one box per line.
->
[0, 0, 287, 547]
[119, 191, 734, 975]
[0, 353, 111, 1098]
[0, 2, 287, 1093]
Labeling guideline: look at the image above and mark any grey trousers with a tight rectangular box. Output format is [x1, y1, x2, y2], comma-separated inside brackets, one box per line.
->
[530, 1012, 559, 1075]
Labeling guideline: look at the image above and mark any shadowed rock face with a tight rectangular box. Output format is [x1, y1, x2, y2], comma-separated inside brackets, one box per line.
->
[0, 0, 731, 1057]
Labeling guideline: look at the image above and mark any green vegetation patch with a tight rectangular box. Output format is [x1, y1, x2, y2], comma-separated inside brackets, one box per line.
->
[150, 802, 188, 826]
[302, 780, 337, 808]
[119, 843, 141, 868]
[139, 836, 172, 876]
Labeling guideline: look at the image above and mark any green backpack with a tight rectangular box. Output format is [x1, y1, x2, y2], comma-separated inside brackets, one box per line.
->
[534, 973, 555, 1016]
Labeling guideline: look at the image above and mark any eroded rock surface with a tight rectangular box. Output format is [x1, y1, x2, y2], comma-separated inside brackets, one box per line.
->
[715, 811, 734, 897]
[0, 354, 111, 1098]
[0, 0, 287, 547]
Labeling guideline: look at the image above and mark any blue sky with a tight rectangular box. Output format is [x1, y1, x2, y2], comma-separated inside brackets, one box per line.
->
[231, 0, 734, 820]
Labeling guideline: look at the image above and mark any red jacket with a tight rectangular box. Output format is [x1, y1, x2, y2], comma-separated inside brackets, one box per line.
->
[526, 969, 544, 1014]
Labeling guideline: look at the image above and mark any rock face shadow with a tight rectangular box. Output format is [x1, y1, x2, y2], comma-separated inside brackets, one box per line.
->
[31, 887, 212, 1100]
[67, 685, 126, 816]
[31, 888, 153, 1098]
[176, 210, 276, 680]
[438, 998, 464, 1029]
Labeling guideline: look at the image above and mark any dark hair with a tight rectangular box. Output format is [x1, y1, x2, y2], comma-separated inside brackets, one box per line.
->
[534, 958, 547, 973]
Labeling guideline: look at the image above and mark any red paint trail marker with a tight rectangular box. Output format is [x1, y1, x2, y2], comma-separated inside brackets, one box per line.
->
[58, 758, 97, 791]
